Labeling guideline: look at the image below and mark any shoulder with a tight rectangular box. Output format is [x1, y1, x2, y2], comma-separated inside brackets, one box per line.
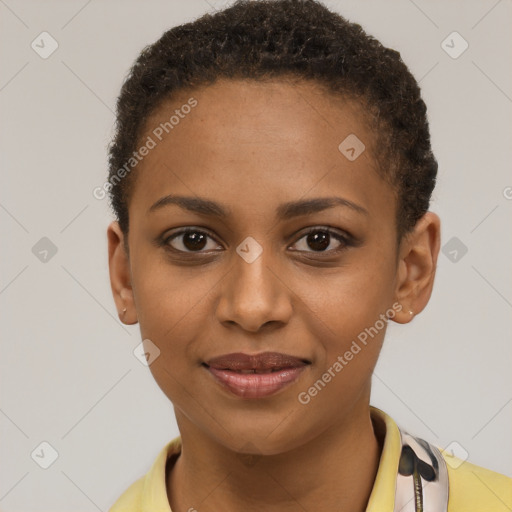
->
[108, 436, 182, 512]
[441, 451, 512, 512]
[372, 407, 511, 512]
[108, 476, 145, 512]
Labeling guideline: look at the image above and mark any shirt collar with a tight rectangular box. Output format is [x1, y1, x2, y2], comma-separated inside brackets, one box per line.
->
[366, 406, 402, 511]
[140, 406, 402, 511]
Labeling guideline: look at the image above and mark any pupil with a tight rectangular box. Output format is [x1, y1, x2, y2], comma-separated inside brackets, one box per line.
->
[180, 231, 332, 252]
[307, 231, 329, 251]
[184, 232, 207, 251]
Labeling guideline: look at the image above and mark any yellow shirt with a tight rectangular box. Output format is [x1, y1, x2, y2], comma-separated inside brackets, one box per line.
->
[109, 407, 512, 511]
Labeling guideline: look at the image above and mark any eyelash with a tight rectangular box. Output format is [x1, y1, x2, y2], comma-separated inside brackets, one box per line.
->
[161, 226, 354, 256]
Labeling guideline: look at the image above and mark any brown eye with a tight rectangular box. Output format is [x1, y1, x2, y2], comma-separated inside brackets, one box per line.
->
[305, 231, 330, 251]
[165, 229, 222, 253]
[291, 228, 350, 254]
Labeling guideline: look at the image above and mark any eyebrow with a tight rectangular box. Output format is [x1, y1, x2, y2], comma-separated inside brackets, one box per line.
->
[148, 194, 368, 219]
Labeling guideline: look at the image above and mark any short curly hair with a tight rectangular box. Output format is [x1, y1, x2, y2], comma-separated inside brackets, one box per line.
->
[107, 0, 437, 242]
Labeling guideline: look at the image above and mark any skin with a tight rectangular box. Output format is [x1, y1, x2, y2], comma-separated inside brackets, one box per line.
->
[107, 78, 441, 512]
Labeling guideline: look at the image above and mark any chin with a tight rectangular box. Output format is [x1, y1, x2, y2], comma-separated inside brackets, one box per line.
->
[213, 419, 314, 457]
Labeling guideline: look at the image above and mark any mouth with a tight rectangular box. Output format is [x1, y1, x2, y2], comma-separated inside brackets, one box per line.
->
[203, 352, 311, 399]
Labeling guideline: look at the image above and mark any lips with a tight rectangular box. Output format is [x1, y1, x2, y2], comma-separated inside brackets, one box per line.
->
[203, 352, 310, 398]
[205, 351, 309, 371]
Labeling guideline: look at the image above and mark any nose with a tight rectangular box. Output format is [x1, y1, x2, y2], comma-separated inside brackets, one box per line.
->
[215, 247, 293, 333]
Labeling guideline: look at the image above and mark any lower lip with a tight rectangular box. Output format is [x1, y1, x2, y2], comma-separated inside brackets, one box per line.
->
[206, 366, 307, 399]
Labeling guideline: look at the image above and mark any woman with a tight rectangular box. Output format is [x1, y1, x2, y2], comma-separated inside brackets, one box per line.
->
[106, 1, 512, 510]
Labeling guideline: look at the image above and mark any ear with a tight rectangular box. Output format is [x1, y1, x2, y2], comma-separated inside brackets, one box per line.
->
[107, 221, 138, 325]
[392, 212, 441, 324]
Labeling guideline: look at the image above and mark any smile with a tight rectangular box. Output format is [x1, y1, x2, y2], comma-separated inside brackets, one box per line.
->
[203, 351, 310, 399]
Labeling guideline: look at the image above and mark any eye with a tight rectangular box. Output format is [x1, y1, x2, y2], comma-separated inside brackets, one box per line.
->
[161, 226, 354, 255]
[289, 227, 351, 254]
[163, 228, 222, 253]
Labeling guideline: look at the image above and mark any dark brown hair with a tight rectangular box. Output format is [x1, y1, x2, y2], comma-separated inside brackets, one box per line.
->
[107, 0, 437, 241]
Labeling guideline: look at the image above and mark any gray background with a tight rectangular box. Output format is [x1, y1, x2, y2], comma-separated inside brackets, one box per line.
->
[1, 0, 511, 510]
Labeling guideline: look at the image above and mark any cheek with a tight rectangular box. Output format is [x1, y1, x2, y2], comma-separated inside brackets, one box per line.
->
[131, 244, 182, 318]
[293, 254, 395, 402]
[132, 264, 218, 404]
[299, 255, 396, 345]
[130, 250, 219, 361]
[294, 271, 392, 413]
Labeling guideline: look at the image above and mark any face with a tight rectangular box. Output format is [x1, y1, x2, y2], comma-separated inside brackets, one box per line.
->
[113, 79, 408, 455]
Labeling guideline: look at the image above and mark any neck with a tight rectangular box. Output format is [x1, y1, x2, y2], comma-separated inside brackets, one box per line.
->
[167, 403, 383, 512]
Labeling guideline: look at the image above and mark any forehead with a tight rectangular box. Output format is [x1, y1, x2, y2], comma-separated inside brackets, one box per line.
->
[145, 78, 374, 152]
[128, 78, 393, 224]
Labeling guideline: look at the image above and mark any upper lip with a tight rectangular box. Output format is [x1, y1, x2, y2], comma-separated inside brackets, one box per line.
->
[204, 352, 310, 371]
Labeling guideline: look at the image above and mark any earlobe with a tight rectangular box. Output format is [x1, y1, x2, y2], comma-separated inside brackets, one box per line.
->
[392, 212, 441, 324]
[107, 221, 138, 325]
